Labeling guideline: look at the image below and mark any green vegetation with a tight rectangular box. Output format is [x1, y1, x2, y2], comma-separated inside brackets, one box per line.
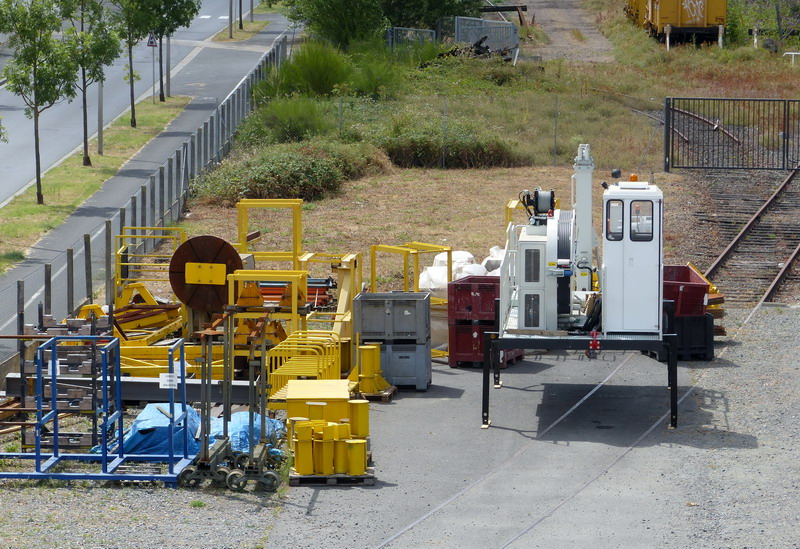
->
[189, 500, 206, 508]
[0, 97, 190, 273]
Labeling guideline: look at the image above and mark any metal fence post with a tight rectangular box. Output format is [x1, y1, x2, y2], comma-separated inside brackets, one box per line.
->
[168, 158, 176, 219]
[67, 248, 75, 316]
[131, 195, 138, 253]
[664, 97, 671, 173]
[84, 234, 93, 304]
[190, 132, 197, 178]
[140, 185, 148, 253]
[44, 264, 52, 316]
[149, 175, 157, 229]
[181, 143, 189, 206]
[119, 207, 126, 236]
[163, 165, 171, 224]
[197, 126, 204, 174]
[105, 220, 113, 308]
[203, 121, 210, 169]
[17, 280, 25, 402]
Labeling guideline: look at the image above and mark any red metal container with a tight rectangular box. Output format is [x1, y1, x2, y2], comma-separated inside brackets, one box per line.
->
[663, 265, 709, 317]
[447, 276, 500, 322]
[447, 323, 523, 368]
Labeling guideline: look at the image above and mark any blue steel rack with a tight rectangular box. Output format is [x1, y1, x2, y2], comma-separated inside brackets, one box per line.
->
[0, 336, 195, 486]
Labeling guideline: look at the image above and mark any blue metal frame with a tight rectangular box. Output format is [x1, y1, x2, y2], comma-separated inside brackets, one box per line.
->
[0, 336, 195, 485]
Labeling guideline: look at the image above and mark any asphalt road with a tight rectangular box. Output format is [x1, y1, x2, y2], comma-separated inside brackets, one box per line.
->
[0, 2, 291, 358]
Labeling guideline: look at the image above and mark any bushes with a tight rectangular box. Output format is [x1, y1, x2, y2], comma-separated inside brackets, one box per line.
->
[252, 41, 352, 100]
[237, 97, 334, 145]
[378, 113, 530, 168]
[192, 141, 390, 204]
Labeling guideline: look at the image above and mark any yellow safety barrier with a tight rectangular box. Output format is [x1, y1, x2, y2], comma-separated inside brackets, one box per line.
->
[267, 331, 341, 402]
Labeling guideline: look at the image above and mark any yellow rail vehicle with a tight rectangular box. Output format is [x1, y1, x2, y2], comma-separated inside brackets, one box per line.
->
[626, 0, 726, 39]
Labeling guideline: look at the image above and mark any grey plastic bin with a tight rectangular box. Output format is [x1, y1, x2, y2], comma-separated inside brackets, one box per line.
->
[378, 341, 432, 390]
[354, 292, 431, 344]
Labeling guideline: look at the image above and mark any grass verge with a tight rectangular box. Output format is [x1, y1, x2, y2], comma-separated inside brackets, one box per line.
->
[211, 19, 270, 42]
[0, 96, 191, 274]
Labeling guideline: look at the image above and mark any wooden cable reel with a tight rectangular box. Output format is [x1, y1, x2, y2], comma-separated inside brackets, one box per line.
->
[169, 235, 243, 313]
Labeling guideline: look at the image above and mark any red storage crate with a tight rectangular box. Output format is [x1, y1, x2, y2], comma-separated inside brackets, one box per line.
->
[663, 265, 709, 317]
[447, 276, 500, 322]
[447, 323, 523, 368]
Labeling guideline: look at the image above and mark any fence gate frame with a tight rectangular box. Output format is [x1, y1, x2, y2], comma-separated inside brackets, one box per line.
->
[664, 97, 800, 171]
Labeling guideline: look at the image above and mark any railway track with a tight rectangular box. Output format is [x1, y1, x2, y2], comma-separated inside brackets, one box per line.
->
[703, 167, 800, 304]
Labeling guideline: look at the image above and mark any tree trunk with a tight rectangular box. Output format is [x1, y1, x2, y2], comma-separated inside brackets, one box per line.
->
[776, 2, 783, 43]
[158, 36, 165, 102]
[34, 108, 44, 205]
[81, 67, 91, 166]
[239, 0, 243, 30]
[128, 41, 137, 127]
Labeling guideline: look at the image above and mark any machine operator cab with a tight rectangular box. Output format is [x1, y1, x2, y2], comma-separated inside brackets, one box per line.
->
[601, 176, 663, 335]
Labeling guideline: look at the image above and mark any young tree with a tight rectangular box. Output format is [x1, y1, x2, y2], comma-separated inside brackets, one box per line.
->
[140, 0, 201, 101]
[62, 0, 122, 166]
[109, 0, 150, 127]
[0, 0, 78, 205]
[284, 0, 387, 48]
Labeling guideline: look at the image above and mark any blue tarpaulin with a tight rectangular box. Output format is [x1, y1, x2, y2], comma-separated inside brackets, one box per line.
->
[112, 405, 286, 456]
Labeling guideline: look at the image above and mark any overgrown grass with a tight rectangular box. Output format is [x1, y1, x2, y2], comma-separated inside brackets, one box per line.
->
[0, 97, 190, 273]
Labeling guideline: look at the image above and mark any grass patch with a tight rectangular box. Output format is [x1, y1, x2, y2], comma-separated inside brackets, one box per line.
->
[211, 19, 270, 42]
[0, 96, 190, 274]
[254, 0, 285, 14]
[570, 28, 586, 42]
[189, 500, 206, 508]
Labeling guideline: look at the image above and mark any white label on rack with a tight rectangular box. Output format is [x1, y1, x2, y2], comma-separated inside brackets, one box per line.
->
[159, 373, 178, 389]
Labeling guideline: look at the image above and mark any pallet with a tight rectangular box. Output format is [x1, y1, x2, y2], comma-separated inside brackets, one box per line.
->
[289, 467, 375, 486]
[360, 385, 397, 403]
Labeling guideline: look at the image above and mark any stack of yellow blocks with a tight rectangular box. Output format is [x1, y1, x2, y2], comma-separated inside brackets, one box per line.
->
[290, 399, 369, 477]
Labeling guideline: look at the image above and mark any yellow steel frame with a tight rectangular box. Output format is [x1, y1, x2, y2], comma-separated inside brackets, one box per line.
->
[227, 270, 308, 334]
[267, 331, 341, 403]
[115, 227, 186, 291]
[235, 199, 303, 269]
[302, 252, 362, 373]
[370, 242, 452, 304]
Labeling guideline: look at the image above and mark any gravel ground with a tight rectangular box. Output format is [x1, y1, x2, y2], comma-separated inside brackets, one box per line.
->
[1, 303, 798, 548]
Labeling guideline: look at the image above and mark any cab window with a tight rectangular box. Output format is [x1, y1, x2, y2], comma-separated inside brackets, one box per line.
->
[630, 200, 653, 242]
[606, 200, 623, 241]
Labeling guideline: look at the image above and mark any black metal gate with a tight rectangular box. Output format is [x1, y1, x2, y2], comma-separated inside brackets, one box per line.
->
[664, 97, 800, 171]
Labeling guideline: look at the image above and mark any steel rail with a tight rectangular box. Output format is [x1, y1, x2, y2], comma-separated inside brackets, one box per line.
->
[672, 106, 741, 143]
[761, 240, 800, 304]
[704, 166, 800, 279]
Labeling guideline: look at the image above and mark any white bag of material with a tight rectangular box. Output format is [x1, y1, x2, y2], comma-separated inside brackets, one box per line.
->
[455, 263, 488, 280]
[433, 250, 475, 267]
[481, 246, 506, 273]
[419, 265, 449, 300]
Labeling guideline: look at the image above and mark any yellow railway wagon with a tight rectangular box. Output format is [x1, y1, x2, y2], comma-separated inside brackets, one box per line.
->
[627, 0, 726, 38]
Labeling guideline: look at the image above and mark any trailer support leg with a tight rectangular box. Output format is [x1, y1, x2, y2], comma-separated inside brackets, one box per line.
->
[665, 334, 678, 428]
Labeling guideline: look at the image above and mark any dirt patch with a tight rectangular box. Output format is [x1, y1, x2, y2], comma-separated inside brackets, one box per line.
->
[523, 0, 615, 62]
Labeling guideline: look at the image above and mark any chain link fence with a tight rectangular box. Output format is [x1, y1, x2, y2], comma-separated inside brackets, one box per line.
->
[0, 34, 290, 368]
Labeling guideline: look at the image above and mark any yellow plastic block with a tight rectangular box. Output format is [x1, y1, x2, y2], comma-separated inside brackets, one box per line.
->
[306, 401, 327, 421]
[285, 379, 353, 423]
[295, 440, 314, 475]
[185, 262, 226, 285]
[346, 440, 367, 476]
[348, 399, 370, 438]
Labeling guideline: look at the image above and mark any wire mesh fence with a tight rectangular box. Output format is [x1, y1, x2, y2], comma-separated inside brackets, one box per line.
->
[446, 16, 519, 51]
[386, 27, 437, 48]
[0, 34, 290, 367]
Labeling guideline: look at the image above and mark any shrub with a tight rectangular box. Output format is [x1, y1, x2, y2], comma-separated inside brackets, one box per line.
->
[377, 113, 530, 168]
[349, 57, 403, 99]
[192, 141, 390, 203]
